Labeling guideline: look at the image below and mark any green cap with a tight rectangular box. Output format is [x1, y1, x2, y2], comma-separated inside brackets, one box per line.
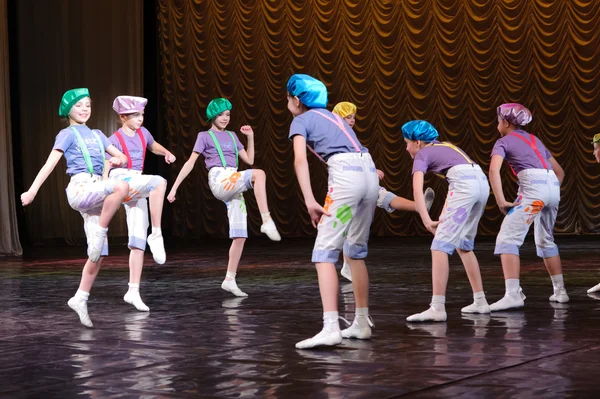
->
[593, 134, 600, 144]
[59, 88, 90, 117]
[206, 98, 232, 121]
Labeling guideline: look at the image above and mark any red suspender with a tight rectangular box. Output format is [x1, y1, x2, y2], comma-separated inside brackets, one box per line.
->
[507, 132, 548, 176]
[137, 129, 146, 171]
[113, 129, 147, 171]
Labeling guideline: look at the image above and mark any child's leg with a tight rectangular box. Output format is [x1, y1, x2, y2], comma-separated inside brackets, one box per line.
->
[250, 169, 281, 241]
[68, 257, 104, 328]
[123, 174, 167, 263]
[85, 180, 129, 262]
[148, 177, 167, 228]
[535, 196, 568, 302]
[124, 249, 149, 311]
[98, 180, 129, 228]
[457, 181, 490, 313]
[222, 238, 248, 297]
[407, 250, 449, 322]
[340, 164, 378, 339]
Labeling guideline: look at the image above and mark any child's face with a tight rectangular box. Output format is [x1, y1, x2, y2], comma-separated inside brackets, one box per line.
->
[497, 116, 511, 136]
[122, 112, 144, 130]
[594, 143, 600, 163]
[69, 97, 91, 124]
[287, 95, 303, 116]
[343, 114, 356, 128]
[404, 138, 421, 159]
[213, 110, 230, 130]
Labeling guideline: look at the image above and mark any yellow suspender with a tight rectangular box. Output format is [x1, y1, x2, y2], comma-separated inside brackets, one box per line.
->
[432, 142, 473, 164]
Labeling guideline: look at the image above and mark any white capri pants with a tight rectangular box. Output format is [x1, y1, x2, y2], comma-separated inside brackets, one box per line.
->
[109, 168, 166, 250]
[312, 153, 379, 263]
[66, 173, 118, 257]
[495, 169, 560, 258]
[208, 167, 254, 239]
[431, 164, 489, 255]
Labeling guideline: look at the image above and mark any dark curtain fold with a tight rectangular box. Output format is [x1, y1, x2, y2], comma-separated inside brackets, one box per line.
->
[0, 0, 22, 255]
[16, 0, 143, 245]
[158, 0, 600, 238]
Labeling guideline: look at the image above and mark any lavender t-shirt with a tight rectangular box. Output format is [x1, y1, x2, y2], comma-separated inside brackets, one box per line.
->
[491, 130, 553, 174]
[53, 125, 112, 176]
[288, 109, 368, 161]
[193, 130, 244, 169]
[108, 126, 155, 171]
[412, 141, 474, 175]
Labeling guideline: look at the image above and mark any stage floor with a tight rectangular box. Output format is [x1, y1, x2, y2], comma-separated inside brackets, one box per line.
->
[1, 236, 600, 398]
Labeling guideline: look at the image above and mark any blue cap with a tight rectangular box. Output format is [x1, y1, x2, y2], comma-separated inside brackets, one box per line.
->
[286, 74, 328, 108]
[401, 120, 439, 142]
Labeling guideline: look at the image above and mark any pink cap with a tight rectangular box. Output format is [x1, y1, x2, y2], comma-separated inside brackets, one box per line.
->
[497, 103, 532, 126]
[112, 96, 148, 114]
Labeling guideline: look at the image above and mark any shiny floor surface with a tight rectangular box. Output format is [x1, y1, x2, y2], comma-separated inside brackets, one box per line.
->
[1, 237, 600, 398]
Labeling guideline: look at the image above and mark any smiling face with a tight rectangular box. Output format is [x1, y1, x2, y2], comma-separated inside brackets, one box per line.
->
[68, 97, 91, 124]
[212, 110, 231, 130]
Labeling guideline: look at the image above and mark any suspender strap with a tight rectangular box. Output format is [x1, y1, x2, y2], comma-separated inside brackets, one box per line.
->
[114, 129, 147, 171]
[208, 130, 238, 168]
[70, 126, 104, 175]
[507, 132, 548, 176]
[304, 110, 361, 163]
[311, 110, 362, 153]
[432, 142, 473, 164]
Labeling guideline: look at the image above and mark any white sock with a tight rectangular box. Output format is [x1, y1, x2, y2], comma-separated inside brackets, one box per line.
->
[354, 307, 369, 327]
[431, 295, 445, 312]
[473, 291, 486, 306]
[226, 271, 236, 281]
[505, 279, 520, 295]
[128, 282, 140, 294]
[260, 212, 271, 223]
[151, 227, 162, 236]
[323, 311, 340, 332]
[550, 274, 564, 290]
[75, 289, 89, 302]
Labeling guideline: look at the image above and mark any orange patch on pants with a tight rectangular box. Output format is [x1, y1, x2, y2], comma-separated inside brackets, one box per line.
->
[525, 200, 545, 224]
[221, 172, 241, 191]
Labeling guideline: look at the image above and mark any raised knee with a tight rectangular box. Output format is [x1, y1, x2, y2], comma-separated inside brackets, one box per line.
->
[114, 181, 130, 196]
[253, 169, 266, 180]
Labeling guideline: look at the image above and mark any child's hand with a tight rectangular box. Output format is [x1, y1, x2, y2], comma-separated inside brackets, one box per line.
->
[497, 199, 520, 215]
[167, 191, 176, 203]
[306, 200, 331, 228]
[376, 169, 384, 180]
[165, 152, 176, 164]
[21, 191, 35, 206]
[424, 220, 439, 235]
[109, 157, 123, 167]
[239, 125, 254, 136]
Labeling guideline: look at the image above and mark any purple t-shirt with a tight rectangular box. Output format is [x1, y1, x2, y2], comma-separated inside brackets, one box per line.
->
[412, 141, 474, 175]
[491, 130, 553, 174]
[288, 109, 368, 161]
[53, 125, 112, 176]
[193, 130, 244, 169]
[108, 126, 155, 171]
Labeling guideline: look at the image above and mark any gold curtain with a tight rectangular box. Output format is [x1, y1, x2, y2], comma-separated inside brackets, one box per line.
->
[158, 0, 600, 238]
[17, 0, 143, 244]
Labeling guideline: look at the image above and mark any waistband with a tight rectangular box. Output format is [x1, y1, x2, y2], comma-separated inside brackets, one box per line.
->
[447, 164, 486, 180]
[69, 173, 102, 183]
